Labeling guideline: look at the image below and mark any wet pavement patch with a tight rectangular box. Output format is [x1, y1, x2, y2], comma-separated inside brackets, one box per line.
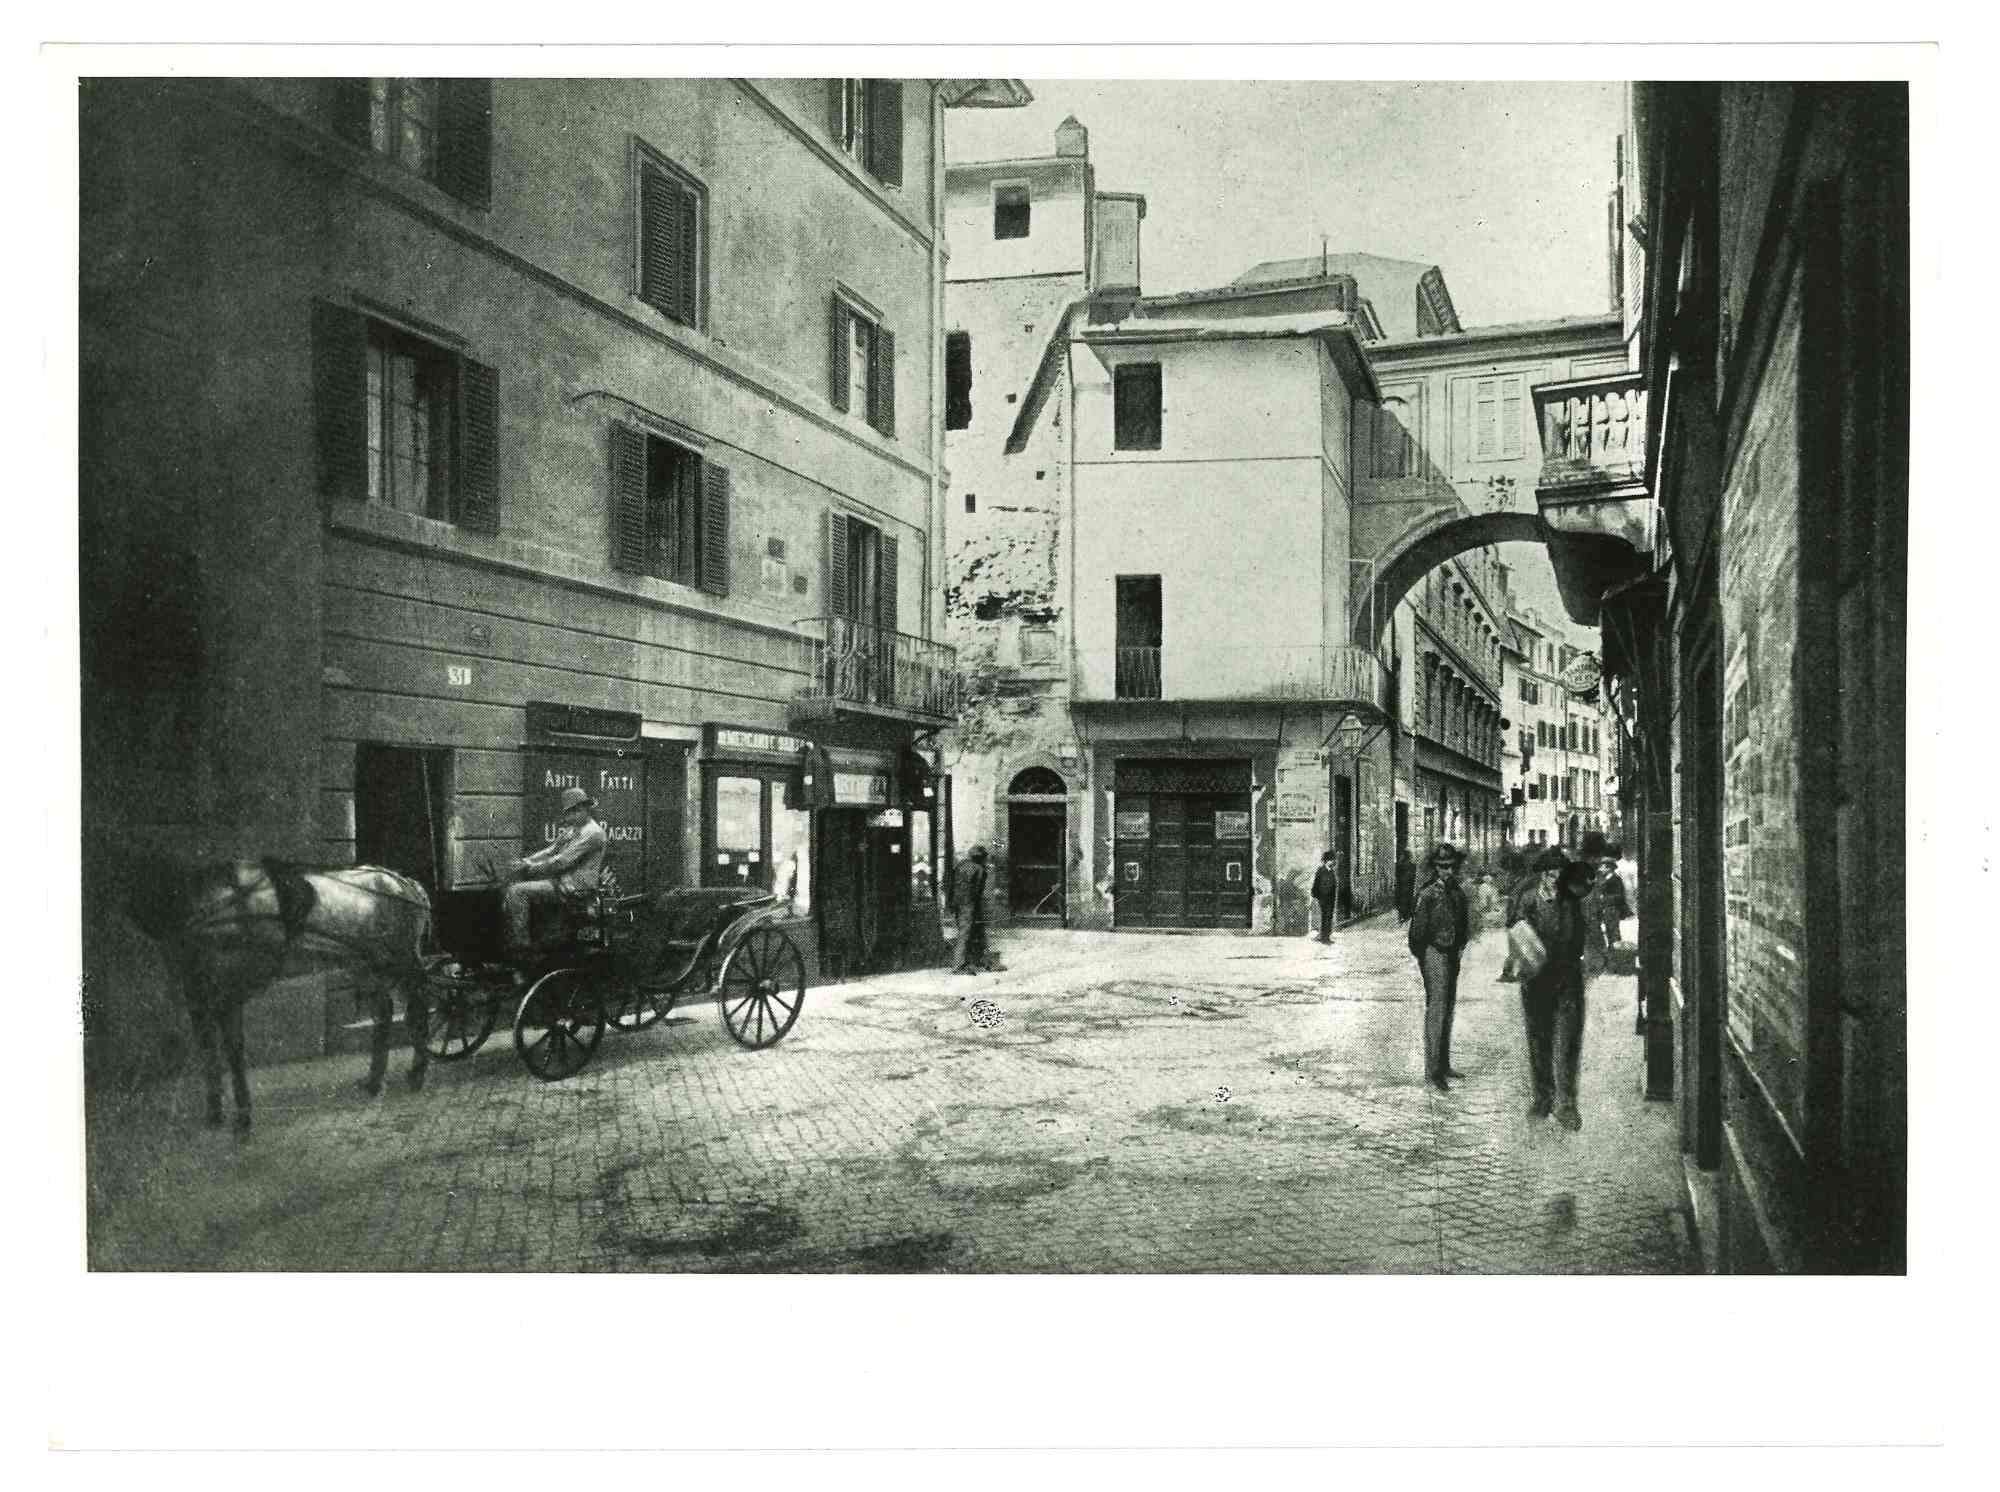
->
[846, 1231, 956, 1272]
[612, 1200, 806, 1262]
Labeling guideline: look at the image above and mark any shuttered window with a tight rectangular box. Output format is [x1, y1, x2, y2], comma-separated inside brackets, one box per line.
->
[828, 294, 896, 439]
[828, 78, 903, 188]
[327, 78, 492, 209]
[313, 300, 498, 532]
[1472, 374, 1527, 460]
[609, 423, 731, 597]
[825, 511, 897, 630]
[637, 152, 703, 328]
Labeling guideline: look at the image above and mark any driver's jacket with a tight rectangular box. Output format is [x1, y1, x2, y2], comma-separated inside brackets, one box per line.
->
[520, 818, 608, 898]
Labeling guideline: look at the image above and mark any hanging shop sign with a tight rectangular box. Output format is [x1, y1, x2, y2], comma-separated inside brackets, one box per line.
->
[1558, 653, 1602, 696]
[833, 772, 892, 807]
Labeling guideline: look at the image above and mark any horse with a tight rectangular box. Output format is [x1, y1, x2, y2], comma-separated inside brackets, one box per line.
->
[120, 856, 436, 1133]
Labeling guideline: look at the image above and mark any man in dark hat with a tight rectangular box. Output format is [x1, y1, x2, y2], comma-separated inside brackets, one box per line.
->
[503, 785, 608, 962]
[1310, 850, 1338, 942]
[1406, 842, 1472, 1092]
[952, 845, 1003, 974]
[1508, 846, 1590, 1128]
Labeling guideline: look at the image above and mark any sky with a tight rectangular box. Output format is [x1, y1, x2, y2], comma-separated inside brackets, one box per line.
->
[945, 80, 1627, 327]
[949, 80, 1620, 644]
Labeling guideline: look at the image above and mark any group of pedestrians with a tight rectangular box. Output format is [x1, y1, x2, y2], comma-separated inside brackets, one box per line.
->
[1401, 836, 1634, 1133]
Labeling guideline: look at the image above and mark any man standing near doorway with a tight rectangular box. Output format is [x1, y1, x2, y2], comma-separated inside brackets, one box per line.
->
[1407, 843, 1471, 1092]
[952, 845, 1003, 974]
[1310, 850, 1338, 942]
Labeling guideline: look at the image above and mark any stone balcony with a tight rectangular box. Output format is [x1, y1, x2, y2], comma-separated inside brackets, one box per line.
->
[1532, 371, 1655, 558]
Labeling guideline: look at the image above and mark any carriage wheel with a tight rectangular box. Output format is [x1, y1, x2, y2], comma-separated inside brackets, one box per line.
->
[422, 971, 497, 1061]
[512, 967, 606, 1082]
[604, 979, 664, 1034]
[717, 927, 807, 1050]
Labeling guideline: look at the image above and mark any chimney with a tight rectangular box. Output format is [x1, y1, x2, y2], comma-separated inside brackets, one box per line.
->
[1054, 115, 1089, 159]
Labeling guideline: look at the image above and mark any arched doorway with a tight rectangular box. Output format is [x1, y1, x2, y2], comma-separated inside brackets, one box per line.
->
[1005, 766, 1068, 924]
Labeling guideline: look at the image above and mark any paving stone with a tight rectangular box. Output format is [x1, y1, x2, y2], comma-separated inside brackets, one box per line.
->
[85, 919, 1692, 1274]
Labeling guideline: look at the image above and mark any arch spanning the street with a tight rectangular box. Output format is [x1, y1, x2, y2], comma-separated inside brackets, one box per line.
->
[1352, 510, 1546, 653]
[1350, 508, 1641, 653]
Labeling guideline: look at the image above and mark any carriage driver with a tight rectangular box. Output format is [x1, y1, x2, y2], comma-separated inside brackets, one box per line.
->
[503, 785, 609, 968]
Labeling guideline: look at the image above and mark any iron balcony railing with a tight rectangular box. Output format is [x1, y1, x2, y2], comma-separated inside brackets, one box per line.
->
[791, 616, 961, 724]
[1088, 643, 1388, 711]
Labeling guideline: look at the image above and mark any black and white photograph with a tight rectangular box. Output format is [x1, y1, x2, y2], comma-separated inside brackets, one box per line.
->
[45, 30, 1955, 1462]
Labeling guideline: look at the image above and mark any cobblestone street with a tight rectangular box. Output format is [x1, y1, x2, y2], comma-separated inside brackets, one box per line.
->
[84, 917, 1693, 1273]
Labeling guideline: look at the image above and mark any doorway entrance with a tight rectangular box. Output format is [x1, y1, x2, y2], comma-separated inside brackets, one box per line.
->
[1111, 759, 1252, 929]
[1005, 767, 1068, 923]
[355, 744, 448, 893]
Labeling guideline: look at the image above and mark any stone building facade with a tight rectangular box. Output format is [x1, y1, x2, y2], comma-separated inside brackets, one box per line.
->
[1539, 83, 1907, 1271]
[80, 76, 1024, 1062]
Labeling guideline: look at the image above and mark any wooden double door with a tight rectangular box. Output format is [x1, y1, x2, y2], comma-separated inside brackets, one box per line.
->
[1113, 789, 1253, 929]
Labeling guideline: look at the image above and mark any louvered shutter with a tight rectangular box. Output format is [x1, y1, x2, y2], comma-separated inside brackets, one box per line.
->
[1474, 379, 1499, 459]
[870, 326, 896, 438]
[312, 300, 369, 503]
[1500, 376, 1524, 458]
[825, 510, 851, 619]
[436, 79, 493, 209]
[878, 531, 899, 634]
[828, 297, 851, 412]
[677, 182, 699, 326]
[328, 79, 371, 148]
[640, 166, 687, 324]
[699, 462, 731, 597]
[867, 80, 904, 188]
[610, 422, 649, 573]
[456, 356, 500, 533]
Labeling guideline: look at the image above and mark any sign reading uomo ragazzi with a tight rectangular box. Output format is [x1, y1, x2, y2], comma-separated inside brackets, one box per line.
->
[525, 751, 646, 893]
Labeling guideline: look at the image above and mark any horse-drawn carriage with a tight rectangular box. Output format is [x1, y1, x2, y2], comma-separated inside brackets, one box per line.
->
[421, 875, 808, 1081]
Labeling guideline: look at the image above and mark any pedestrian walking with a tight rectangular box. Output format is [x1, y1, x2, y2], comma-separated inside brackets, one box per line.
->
[1393, 847, 1418, 924]
[952, 846, 1003, 974]
[1407, 843, 1471, 1092]
[1310, 851, 1338, 941]
[1583, 844, 1632, 976]
[1472, 869, 1504, 929]
[1495, 846, 1530, 981]
[1508, 847, 1590, 1129]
